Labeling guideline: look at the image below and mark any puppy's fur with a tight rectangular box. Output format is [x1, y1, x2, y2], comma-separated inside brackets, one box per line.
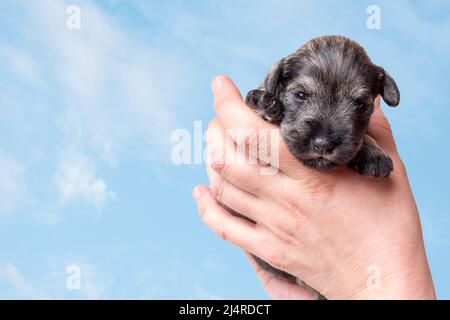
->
[244, 35, 400, 299]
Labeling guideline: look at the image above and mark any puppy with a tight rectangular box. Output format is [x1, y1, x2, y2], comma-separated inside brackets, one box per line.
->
[244, 35, 400, 299]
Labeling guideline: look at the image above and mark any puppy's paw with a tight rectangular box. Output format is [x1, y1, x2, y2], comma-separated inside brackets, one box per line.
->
[245, 89, 284, 124]
[361, 153, 393, 177]
[349, 151, 393, 178]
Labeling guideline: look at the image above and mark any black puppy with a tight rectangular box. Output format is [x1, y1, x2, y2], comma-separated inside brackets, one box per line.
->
[247, 35, 399, 177]
[245, 35, 400, 299]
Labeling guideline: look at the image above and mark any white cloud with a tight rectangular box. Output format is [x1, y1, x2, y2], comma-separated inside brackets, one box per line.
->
[0, 257, 111, 300]
[0, 0, 194, 222]
[54, 150, 116, 209]
[0, 44, 44, 86]
[0, 263, 47, 299]
[0, 151, 25, 216]
[18, 0, 189, 165]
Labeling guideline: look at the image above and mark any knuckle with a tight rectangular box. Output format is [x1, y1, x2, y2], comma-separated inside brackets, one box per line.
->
[392, 155, 407, 176]
[265, 250, 290, 271]
[211, 161, 231, 178]
[207, 118, 219, 129]
[270, 209, 303, 244]
[210, 179, 225, 202]
[215, 225, 230, 242]
[202, 208, 230, 244]
[216, 98, 234, 112]
[283, 198, 303, 218]
[282, 222, 302, 245]
[230, 127, 259, 155]
[281, 190, 310, 216]
[198, 204, 208, 220]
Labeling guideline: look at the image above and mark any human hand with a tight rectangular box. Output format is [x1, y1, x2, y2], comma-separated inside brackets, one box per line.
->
[193, 76, 435, 299]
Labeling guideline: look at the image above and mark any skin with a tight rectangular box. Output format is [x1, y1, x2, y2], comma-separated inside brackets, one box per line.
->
[192, 76, 436, 300]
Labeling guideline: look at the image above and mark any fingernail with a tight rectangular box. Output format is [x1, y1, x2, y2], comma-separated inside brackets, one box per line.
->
[211, 76, 223, 95]
[192, 186, 200, 200]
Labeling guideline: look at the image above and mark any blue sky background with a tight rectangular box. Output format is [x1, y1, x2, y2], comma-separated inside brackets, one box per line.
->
[0, 0, 449, 299]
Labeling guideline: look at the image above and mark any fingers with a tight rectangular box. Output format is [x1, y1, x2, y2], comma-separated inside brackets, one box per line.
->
[193, 185, 296, 276]
[208, 165, 289, 231]
[192, 185, 266, 254]
[211, 75, 243, 110]
[211, 76, 315, 179]
[368, 96, 398, 155]
[206, 116, 285, 197]
[206, 123, 304, 232]
[208, 167, 260, 219]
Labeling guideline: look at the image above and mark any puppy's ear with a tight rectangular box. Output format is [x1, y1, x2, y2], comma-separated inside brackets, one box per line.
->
[263, 58, 284, 95]
[379, 69, 400, 107]
[246, 59, 285, 124]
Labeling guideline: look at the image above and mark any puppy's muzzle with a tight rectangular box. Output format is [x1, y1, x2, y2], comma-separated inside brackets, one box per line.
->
[311, 135, 339, 156]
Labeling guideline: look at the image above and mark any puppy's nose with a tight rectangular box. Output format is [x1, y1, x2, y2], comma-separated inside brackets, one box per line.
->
[312, 136, 337, 155]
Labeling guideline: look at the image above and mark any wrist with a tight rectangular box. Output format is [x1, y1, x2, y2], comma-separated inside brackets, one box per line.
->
[350, 245, 435, 300]
[351, 267, 436, 300]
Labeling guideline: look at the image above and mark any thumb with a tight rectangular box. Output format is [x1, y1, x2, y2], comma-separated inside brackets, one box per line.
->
[212, 75, 244, 113]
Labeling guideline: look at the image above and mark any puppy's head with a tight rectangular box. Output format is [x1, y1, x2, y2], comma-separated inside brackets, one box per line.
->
[246, 36, 400, 170]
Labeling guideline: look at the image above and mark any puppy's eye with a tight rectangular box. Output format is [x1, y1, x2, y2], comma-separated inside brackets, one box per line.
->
[295, 91, 307, 101]
[355, 99, 365, 108]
